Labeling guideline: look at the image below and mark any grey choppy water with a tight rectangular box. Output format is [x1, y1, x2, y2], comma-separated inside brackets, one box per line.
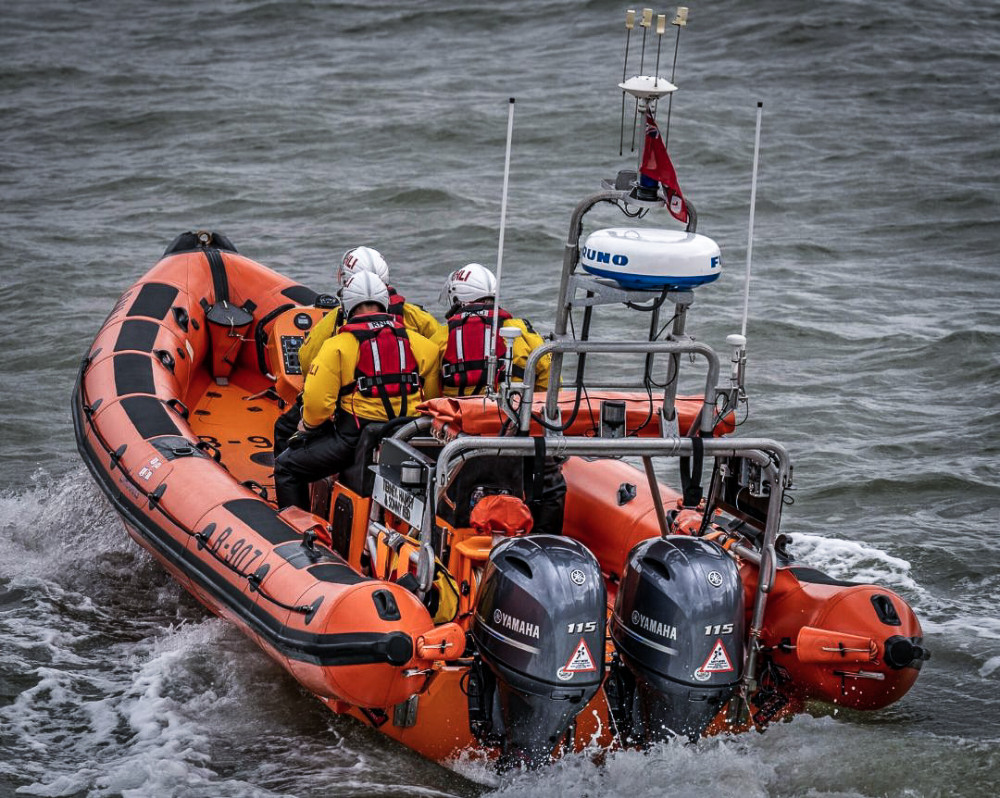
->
[2, 0, 998, 795]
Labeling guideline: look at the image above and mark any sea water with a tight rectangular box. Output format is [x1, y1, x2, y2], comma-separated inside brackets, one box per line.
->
[1, 1, 998, 795]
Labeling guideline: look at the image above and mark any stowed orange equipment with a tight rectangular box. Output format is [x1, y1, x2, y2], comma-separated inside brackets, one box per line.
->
[419, 390, 735, 438]
[470, 494, 534, 537]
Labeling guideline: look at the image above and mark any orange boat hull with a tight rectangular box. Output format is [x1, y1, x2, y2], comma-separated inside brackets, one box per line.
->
[74, 234, 925, 768]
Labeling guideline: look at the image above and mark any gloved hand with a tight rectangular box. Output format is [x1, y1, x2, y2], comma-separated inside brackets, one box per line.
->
[287, 418, 319, 449]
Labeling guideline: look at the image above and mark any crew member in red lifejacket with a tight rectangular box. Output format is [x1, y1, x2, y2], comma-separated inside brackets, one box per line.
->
[273, 271, 441, 511]
[439, 262, 550, 396]
[439, 263, 564, 535]
[298, 246, 444, 370]
[274, 246, 444, 459]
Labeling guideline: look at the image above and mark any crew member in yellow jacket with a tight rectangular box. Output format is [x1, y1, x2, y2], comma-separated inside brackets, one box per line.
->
[438, 263, 564, 535]
[273, 246, 444, 459]
[439, 262, 550, 395]
[297, 246, 444, 372]
[273, 271, 441, 511]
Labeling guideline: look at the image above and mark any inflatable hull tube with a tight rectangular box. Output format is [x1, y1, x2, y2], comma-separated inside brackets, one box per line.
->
[72, 239, 449, 711]
[580, 227, 722, 290]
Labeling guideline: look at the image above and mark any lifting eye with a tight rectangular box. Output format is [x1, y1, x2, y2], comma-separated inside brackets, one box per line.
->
[155, 349, 175, 372]
[172, 306, 190, 332]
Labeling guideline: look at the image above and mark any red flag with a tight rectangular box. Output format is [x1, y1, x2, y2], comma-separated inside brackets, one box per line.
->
[639, 109, 688, 224]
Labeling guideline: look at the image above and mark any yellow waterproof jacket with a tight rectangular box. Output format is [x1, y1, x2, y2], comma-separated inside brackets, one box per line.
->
[439, 314, 550, 397]
[401, 302, 446, 347]
[302, 317, 442, 426]
[505, 318, 550, 390]
[298, 301, 444, 373]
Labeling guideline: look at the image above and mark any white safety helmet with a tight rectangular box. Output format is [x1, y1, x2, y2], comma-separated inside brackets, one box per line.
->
[443, 262, 497, 308]
[341, 271, 390, 318]
[339, 246, 389, 287]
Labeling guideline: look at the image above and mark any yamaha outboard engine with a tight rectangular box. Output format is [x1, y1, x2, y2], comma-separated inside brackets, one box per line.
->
[609, 536, 744, 744]
[471, 535, 606, 769]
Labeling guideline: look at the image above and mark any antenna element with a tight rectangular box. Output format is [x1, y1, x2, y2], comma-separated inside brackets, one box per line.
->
[486, 98, 516, 393]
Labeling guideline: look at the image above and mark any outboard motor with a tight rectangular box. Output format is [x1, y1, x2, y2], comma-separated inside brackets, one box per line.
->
[609, 536, 744, 744]
[471, 535, 606, 769]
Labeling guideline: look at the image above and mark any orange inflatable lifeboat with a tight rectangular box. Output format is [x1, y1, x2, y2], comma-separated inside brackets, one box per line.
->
[73, 230, 929, 769]
[72, 16, 936, 771]
[73, 231, 466, 711]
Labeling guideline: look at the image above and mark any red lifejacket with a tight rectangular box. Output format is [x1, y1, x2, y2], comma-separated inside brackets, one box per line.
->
[338, 313, 422, 419]
[441, 302, 513, 396]
[386, 285, 406, 321]
[330, 289, 404, 332]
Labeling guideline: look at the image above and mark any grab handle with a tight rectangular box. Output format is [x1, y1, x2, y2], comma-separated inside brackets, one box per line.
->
[164, 398, 188, 419]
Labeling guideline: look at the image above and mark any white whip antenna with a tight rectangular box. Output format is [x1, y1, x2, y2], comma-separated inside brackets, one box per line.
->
[619, 9, 637, 156]
[653, 14, 666, 86]
[629, 8, 654, 151]
[740, 101, 763, 338]
[486, 97, 516, 393]
[663, 6, 688, 148]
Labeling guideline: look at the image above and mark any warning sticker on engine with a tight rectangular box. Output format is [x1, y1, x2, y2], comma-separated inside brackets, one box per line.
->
[557, 638, 597, 681]
[696, 638, 735, 678]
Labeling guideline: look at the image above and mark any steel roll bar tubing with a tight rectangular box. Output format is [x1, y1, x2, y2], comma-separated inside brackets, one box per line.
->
[518, 339, 721, 435]
[546, 189, 706, 424]
[392, 415, 434, 443]
[432, 434, 788, 691]
[434, 435, 788, 512]
[548, 190, 629, 419]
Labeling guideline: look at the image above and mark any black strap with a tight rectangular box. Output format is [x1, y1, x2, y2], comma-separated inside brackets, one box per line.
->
[444, 356, 492, 397]
[472, 358, 489, 395]
[339, 372, 419, 396]
[679, 436, 704, 508]
[204, 249, 229, 304]
[379, 372, 396, 420]
[531, 436, 546, 501]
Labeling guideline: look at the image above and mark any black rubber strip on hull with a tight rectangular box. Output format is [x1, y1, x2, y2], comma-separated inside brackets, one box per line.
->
[127, 283, 179, 321]
[71, 378, 410, 668]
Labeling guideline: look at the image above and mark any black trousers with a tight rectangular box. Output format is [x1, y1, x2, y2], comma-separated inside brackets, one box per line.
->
[273, 397, 302, 460]
[273, 412, 369, 511]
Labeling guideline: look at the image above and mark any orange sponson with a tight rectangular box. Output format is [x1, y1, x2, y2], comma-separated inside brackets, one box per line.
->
[560, 451, 924, 715]
[73, 241, 456, 713]
[418, 390, 734, 438]
[740, 565, 924, 711]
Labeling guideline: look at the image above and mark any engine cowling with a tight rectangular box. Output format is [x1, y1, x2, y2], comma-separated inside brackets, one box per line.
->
[609, 535, 744, 743]
[472, 534, 606, 769]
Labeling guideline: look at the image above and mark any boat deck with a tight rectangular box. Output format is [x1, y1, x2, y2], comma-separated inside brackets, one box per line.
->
[185, 371, 282, 499]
